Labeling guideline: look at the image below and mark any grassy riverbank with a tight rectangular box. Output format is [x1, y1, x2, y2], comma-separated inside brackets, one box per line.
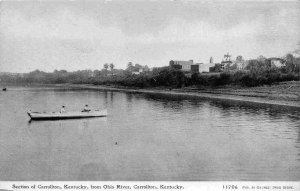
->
[60, 81, 300, 108]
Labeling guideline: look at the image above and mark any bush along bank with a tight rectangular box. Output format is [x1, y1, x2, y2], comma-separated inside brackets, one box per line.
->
[189, 71, 300, 87]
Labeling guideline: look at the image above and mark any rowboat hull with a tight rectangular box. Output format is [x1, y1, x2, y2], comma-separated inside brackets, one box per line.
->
[28, 109, 107, 120]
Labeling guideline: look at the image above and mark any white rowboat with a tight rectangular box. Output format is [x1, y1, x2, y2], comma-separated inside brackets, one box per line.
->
[27, 109, 107, 120]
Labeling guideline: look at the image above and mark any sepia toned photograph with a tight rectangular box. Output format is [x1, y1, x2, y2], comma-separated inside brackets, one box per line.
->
[0, 0, 299, 182]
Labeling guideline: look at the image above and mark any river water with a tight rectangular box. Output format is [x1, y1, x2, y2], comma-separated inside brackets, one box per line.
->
[0, 86, 299, 180]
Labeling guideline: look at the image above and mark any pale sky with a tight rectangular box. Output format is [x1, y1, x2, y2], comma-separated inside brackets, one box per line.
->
[0, 0, 299, 72]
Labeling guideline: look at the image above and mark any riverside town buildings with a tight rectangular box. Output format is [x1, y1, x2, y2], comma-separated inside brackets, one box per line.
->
[169, 53, 286, 74]
[169, 57, 215, 73]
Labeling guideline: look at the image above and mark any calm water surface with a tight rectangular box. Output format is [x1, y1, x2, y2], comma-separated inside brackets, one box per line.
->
[0, 86, 299, 180]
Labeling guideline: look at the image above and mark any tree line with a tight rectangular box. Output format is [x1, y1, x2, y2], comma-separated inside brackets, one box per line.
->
[1, 53, 299, 88]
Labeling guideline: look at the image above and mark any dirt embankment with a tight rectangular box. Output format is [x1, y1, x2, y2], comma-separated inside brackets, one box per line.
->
[180, 81, 300, 102]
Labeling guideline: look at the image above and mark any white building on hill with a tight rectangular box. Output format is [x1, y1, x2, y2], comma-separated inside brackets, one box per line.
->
[198, 57, 214, 73]
[199, 63, 213, 73]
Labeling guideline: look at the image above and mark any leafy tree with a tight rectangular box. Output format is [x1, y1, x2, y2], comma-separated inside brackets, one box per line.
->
[135, 64, 143, 69]
[126, 62, 134, 72]
[127, 62, 133, 68]
[236, 55, 244, 62]
[103, 63, 109, 70]
[246, 59, 270, 74]
[284, 53, 296, 73]
[257, 55, 266, 63]
[295, 57, 300, 74]
[109, 63, 114, 70]
[143, 65, 150, 72]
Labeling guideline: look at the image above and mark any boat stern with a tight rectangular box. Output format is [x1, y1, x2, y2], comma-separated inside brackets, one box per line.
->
[27, 112, 32, 118]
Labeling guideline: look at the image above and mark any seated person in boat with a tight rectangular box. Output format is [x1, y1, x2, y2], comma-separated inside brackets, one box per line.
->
[60, 106, 66, 113]
[82, 104, 91, 112]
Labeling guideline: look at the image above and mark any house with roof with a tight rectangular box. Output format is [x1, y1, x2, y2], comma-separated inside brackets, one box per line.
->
[224, 55, 246, 71]
[220, 53, 232, 71]
[169, 60, 199, 73]
[169, 60, 194, 71]
[266, 58, 285, 68]
[235, 56, 246, 70]
[127, 63, 150, 75]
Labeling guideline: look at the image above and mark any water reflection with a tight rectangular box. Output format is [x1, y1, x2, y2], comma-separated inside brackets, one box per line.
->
[1, 87, 299, 180]
[110, 92, 114, 102]
[103, 91, 108, 104]
[126, 93, 133, 103]
[212, 99, 299, 119]
[143, 91, 300, 121]
[140, 92, 300, 153]
[27, 117, 107, 128]
[297, 124, 300, 144]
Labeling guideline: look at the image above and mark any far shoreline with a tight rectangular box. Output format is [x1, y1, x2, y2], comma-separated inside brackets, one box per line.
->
[2, 82, 300, 109]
